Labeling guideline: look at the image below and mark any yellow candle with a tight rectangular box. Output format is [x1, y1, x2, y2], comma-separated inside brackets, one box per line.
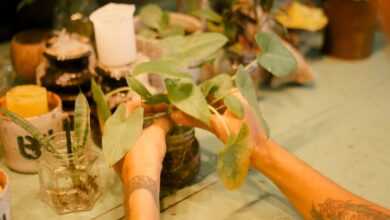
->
[5, 85, 49, 118]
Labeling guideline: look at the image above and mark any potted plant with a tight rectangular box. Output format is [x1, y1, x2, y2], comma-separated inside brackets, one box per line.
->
[191, 0, 316, 88]
[323, 0, 377, 59]
[94, 31, 297, 190]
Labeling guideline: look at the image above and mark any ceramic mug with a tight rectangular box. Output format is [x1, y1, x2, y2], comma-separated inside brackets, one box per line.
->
[0, 92, 63, 173]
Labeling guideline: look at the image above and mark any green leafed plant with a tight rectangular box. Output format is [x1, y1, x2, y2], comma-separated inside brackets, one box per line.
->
[256, 32, 297, 77]
[217, 124, 251, 190]
[223, 95, 244, 119]
[73, 93, 90, 152]
[102, 104, 144, 166]
[132, 60, 192, 79]
[165, 78, 211, 126]
[235, 65, 270, 137]
[97, 31, 296, 190]
[91, 79, 111, 130]
[159, 33, 229, 67]
[138, 4, 185, 39]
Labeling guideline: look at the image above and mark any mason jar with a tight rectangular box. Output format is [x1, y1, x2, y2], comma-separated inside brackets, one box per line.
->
[144, 114, 201, 190]
[162, 126, 201, 189]
[38, 131, 104, 214]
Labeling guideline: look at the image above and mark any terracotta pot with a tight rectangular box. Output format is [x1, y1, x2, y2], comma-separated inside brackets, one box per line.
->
[0, 169, 10, 220]
[372, 0, 390, 38]
[10, 29, 49, 81]
[324, 0, 376, 59]
[0, 92, 63, 173]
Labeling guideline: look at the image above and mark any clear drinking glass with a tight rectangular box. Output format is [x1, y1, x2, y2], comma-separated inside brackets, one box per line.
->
[38, 132, 103, 214]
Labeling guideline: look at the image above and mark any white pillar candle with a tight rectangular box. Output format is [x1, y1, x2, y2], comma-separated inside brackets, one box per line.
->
[90, 3, 137, 67]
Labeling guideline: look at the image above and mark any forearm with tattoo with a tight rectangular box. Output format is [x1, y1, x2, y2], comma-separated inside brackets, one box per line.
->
[127, 175, 160, 209]
[311, 199, 390, 220]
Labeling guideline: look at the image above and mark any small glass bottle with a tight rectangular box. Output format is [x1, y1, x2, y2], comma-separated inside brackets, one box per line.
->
[38, 132, 103, 214]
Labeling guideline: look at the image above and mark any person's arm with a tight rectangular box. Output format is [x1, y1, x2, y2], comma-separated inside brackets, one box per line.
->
[114, 99, 171, 220]
[252, 138, 390, 219]
[119, 120, 170, 220]
[172, 92, 390, 220]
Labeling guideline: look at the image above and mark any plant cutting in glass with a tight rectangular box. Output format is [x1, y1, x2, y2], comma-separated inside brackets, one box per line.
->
[0, 93, 94, 197]
[97, 31, 297, 190]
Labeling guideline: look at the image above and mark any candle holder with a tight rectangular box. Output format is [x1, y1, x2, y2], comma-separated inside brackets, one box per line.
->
[38, 131, 104, 214]
[36, 31, 95, 111]
[95, 53, 162, 101]
[0, 92, 63, 173]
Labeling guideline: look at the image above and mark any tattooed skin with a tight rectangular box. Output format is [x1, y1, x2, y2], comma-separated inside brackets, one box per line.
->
[311, 199, 390, 220]
[127, 175, 159, 208]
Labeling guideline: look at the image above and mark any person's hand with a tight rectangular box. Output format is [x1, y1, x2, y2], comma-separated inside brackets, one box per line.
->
[114, 100, 172, 184]
[170, 91, 269, 168]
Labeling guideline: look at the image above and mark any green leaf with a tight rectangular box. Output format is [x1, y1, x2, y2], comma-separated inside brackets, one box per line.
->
[159, 25, 185, 38]
[133, 60, 192, 79]
[191, 8, 223, 23]
[217, 124, 251, 190]
[165, 78, 211, 125]
[235, 66, 270, 137]
[126, 76, 152, 99]
[17, 0, 35, 11]
[160, 11, 170, 30]
[145, 94, 170, 105]
[139, 4, 164, 30]
[200, 74, 233, 98]
[159, 33, 228, 67]
[102, 105, 144, 166]
[0, 108, 54, 150]
[138, 28, 159, 39]
[165, 79, 193, 102]
[74, 93, 90, 151]
[224, 95, 244, 119]
[91, 79, 111, 126]
[256, 32, 297, 77]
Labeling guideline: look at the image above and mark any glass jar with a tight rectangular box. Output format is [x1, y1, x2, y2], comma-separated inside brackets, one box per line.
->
[161, 126, 201, 189]
[38, 132, 103, 214]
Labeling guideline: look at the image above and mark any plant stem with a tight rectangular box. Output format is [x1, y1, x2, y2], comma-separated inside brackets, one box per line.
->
[105, 87, 131, 100]
[64, 118, 81, 188]
[244, 59, 259, 74]
[208, 105, 231, 137]
[211, 88, 239, 105]
[64, 119, 73, 155]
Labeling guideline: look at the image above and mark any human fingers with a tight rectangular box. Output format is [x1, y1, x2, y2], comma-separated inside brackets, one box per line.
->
[125, 97, 142, 113]
[170, 110, 211, 131]
[149, 117, 172, 135]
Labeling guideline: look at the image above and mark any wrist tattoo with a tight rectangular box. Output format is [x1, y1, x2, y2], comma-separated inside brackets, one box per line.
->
[127, 175, 159, 208]
[311, 199, 390, 220]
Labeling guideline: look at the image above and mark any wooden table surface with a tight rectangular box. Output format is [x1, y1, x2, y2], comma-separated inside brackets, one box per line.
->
[0, 40, 389, 220]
